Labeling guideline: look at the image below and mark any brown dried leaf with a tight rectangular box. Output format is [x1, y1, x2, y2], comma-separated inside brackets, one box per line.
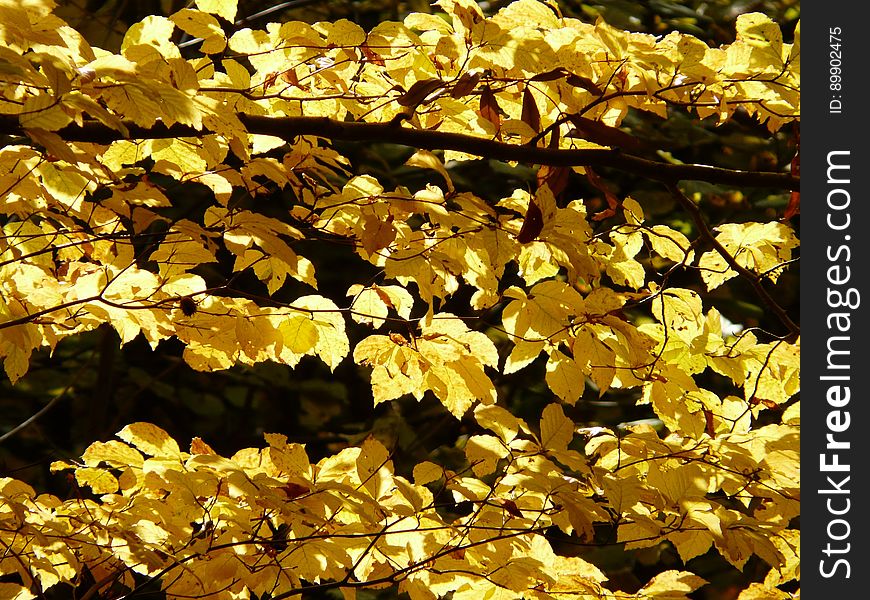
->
[360, 42, 385, 66]
[478, 85, 502, 131]
[530, 68, 568, 82]
[565, 73, 603, 95]
[516, 199, 544, 243]
[450, 71, 482, 99]
[566, 114, 646, 153]
[521, 87, 540, 133]
[397, 78, 445, 107]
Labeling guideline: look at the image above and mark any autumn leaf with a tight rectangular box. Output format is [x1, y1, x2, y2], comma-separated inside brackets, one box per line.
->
[0, 2, 801, 598]
[397, 78, 445, 107]
[520, 87, 540, 133]
[539, 403, 574, 452]
[117, 423, 181, 458]
[353, 313, 498, 416]
[478, 85, 502, 133]
[516, 198, 544, 243]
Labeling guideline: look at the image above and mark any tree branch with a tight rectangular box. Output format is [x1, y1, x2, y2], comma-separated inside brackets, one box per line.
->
[0, 115, 799, 191]
[665, 183, 800, 340]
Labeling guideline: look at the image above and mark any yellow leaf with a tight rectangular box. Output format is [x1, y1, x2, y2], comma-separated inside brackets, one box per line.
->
[151, 138, 207, 174]
[21, 128, 77, 163]
[539, 403, 573, 452]
[347, 283, 413, 329]
[122, 15, 180, 62]
[292, 295, 348, 370]
[607, 225, 645, 289]
[354, 313, 497, 416]
[257, 250, 316, 293]
[668, 530, 714, 563]
[646, 225, 693, 264]
[316, 18, 367, 46]
[20, 93, 71, 130]
[405, 150, 454, 193]
[465, 435, 507, 476]
[227, 28, 269, 54]
[152, 85, 202, 129]
[638, 570, 707, 598]
[353, 335, 422, 404]
[264, 433, 311, 477]
[782, 400, 799, 425]
[651, 288, 704, 342]
[412, 461, 443, 486]
[502, 281, 584, 345]
[195, 172, 234, 205]
[63, 92, 129, 136]
[742, 339, 799, 404]
[646, 462, 707, 504]
[473, 404, 523, 443]
[37, 162, 92, 210]
[195, 0, 238, 23]
[622, 197, 644, 224]
[279, 315, 319, 354]
[571, 328, 617, 393]
[350, 282, 390, 325]
[82, 440, 144, 468]
[0, 584, 36, 600]
[356, 436, 392, 499]
[545, 350, 584, 405]
[699, 222, 797, 291]
[117, 422, 181, 458]
[735, 14, 783, 67]
[150, 230, 217, 278]
[504, 339, 544, 374]
[170, 9, 226, 54]
[75, 467, 119, 494]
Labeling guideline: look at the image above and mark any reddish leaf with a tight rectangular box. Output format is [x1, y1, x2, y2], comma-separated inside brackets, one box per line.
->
[189, 437, 215, 455]
[397, 78, 444, 107]
[537, 166, 570, 199]
[478, 85, 502, 131]
[566, 114, 646, 153]
[516, 199, 544, 243]
[749, 396, 780, 410]
[565, 73, 602, 95]
[500, 499, 524, 519]
[704, 409, 716, 438]
[373, 285, 396, 311]
[586, 168, 620, 221]
[784, 191, 800, 220]
[280, 67, 306, 90]
[784, 132, 800, 220]
[360, 42, 385, 66]
[450, 70, 482, 98]
[283, 482, 309, 500]
[264, 71, 279, 89]
[389, 332, 409, 346]
[521, 87, 540, 133]
[531, 68, 568, 82]
[548, 122, 560, 149]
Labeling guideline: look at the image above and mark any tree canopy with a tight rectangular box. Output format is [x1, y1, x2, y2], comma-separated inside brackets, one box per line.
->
[0, 0, 799, 599]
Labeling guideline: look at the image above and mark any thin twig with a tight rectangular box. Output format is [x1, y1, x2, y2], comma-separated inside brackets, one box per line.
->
[0, 376, 80, 444]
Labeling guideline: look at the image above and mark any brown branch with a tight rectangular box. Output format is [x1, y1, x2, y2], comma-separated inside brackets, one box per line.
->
[665, 183, 800, 340]
[0, 115, 799, 191]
